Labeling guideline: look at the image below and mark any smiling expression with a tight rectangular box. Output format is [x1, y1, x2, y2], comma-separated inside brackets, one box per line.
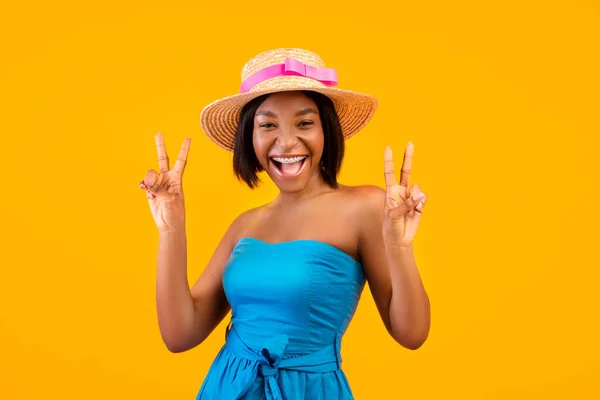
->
[252, 91, 326, 193]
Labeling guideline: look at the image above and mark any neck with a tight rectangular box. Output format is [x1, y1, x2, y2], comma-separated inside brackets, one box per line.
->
[273, 173, 334, 207]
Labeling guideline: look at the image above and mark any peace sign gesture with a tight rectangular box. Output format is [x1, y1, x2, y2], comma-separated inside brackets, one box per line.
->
[382, 142, 428, 249]
[139, 132, 192, 233]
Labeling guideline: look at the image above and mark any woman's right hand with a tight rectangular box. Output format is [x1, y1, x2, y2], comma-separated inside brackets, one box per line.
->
[139, 132, 192, 233]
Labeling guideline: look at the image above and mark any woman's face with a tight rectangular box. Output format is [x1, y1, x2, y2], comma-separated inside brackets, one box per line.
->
[253, 91, 325, 193]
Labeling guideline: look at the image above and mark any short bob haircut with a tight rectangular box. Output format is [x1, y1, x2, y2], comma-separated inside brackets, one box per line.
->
[233, 90, 345, 189]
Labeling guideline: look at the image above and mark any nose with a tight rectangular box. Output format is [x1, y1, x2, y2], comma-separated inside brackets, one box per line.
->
[275, 126, 300, 150]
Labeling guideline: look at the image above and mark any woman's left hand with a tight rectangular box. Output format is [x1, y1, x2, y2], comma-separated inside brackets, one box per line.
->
[382, 142, 428, 250]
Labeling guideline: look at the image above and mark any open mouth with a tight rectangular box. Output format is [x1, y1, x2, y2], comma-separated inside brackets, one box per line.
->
[270, 155, 308, 178]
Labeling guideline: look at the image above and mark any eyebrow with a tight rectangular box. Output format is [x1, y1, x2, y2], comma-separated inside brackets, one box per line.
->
[295, 107, 318, 117]
[255, 108, 319, 118]
[255, 110, 277, 118]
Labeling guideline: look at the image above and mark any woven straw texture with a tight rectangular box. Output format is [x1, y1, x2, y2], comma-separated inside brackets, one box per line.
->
[200, 48, 378, 151]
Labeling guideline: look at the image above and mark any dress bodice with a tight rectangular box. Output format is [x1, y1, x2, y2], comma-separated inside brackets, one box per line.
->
[223, 238, 366, 355]
[196, 237, 366, 399]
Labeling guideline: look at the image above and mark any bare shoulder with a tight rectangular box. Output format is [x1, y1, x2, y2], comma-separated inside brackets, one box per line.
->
[200, 203, 268, 268]
[226, 203, 269, 243]
[338, 184, 386, 216]
[335, 185, 386, 257]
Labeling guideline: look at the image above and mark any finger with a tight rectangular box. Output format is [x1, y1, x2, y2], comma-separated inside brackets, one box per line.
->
[390, 192, 425, 219]
[173, 137, 191, 175]
[384, 146, 397, 191]
[408, 184, 421, 216]
[415, 200, 425, 214]
[411, 193, 427, 216]
[416, 194, 427, 212]
[389, 202, 411, 220]
[408, 183, 421, 199]
[155, 132, 170, 173]
[143, 169, 160, 192]
[139, 180, 156, 199]
[386, 193, 400, 210]
[412, 198, 426, 221]
[399, 142, 414, 187]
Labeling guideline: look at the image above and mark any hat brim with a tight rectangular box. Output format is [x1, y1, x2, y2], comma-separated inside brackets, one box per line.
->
[200, 83, 378, 151]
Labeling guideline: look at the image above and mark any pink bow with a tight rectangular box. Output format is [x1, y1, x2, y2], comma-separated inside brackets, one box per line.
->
[240, 58, 338, 93]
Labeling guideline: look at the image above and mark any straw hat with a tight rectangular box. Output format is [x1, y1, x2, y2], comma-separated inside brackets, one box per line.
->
[200, 48, 378, 151]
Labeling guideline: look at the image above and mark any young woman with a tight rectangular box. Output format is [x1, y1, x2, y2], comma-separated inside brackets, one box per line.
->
[139, 48, 430, 399]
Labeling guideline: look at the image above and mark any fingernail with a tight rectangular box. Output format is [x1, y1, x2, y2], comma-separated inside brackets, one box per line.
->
[412, 192, 425, 201]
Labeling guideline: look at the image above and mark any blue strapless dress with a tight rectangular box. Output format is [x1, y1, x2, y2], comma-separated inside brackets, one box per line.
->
[195, 237, 366, 400]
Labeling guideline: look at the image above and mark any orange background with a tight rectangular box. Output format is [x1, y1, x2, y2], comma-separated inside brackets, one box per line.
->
[1, 1, 599, 399]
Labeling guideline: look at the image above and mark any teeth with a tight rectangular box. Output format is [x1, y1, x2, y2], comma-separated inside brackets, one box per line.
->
[271, 156, 307, 164]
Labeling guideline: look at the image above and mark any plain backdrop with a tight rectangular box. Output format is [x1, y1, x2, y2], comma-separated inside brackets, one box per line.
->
[1, 1, 599, 399]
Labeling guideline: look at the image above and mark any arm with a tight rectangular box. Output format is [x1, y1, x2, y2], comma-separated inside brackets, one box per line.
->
[143, 133, 240, 353]
[358, 185, 430, 350]
[156, 215, 242, 353]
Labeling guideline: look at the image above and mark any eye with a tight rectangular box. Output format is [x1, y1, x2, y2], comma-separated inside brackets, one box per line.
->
[298, 120, 314, 128]
[259, 122, 276, 129]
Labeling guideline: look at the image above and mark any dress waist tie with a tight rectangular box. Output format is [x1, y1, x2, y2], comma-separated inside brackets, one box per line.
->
[221, 324, 342, 400]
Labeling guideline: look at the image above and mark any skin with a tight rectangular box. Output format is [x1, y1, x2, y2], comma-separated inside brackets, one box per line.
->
[140, 91, 430, 353]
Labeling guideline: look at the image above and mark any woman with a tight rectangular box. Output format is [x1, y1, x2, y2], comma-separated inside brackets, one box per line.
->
[139, 48, 430, 399]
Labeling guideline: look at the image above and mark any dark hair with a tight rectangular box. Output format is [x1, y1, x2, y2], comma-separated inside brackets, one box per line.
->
[233, 90, 345, 189]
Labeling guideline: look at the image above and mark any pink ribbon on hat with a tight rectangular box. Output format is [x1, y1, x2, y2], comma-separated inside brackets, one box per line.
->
[240, 58, 338, 93]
